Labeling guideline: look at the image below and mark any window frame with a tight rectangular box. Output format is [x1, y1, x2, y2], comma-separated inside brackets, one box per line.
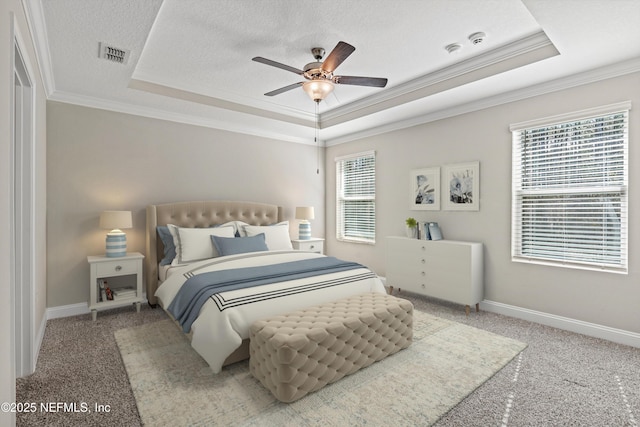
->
[510, 102, 630, 274]
[335, 150, 376, 244]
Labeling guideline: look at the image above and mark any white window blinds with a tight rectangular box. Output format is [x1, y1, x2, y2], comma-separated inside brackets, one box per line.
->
[336, 151, 376, 244]
[511, 103, 629, 273]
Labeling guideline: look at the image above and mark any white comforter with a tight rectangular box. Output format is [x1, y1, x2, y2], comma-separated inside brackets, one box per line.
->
[155, 250, 387, 373]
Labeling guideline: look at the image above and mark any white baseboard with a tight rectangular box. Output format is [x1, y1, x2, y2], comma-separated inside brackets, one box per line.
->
[32, 315, 47, 373]
[46, 302, 90, 320]
[480, 300, 640, 348]
[44, 297, 639, 348]
[46, 296, 149, 320]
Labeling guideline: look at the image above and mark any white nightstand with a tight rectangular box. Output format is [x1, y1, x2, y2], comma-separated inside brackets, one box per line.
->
[87, 252, 144, 321]
[291, 238, 324, 254]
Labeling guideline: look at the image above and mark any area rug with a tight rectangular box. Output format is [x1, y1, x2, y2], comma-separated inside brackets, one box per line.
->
[115, 309, 526, 426]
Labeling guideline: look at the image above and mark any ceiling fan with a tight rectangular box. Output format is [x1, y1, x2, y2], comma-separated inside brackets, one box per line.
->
[252, 41, 388, 102]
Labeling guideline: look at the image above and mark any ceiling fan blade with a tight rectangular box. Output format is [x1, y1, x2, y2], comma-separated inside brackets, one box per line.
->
[264, 82, 303, 96]
[334, 75, 388, 88]
[252, 57, 304, 75]
[321, 41, 355, 73]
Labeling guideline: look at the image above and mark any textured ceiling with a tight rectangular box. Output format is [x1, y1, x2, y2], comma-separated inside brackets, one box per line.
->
[27, 0, 640, 145]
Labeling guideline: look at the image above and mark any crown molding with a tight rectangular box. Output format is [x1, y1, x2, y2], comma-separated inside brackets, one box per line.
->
[48, 90, 317, 146]
[48, 56, 639, 148]
[320, 30, 558, 128]
[128, 77, 314, 127]
[325, 57, 640, 146]
[21, 0, 55, 96]
[129, 31, 557, 131]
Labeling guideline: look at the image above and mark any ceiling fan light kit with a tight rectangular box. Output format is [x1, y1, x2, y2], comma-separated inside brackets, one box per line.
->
[252, 41, 388, 102]
[302, 80, 335, 102]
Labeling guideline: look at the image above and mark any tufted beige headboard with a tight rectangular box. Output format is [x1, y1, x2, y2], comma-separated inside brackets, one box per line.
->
[145, 200, 283, 306]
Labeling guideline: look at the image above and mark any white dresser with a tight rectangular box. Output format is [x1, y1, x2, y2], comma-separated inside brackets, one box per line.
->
[385, 236, 483, 314]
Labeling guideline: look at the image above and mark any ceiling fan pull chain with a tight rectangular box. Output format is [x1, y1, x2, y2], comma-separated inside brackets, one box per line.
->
[315, 100, 320, 175]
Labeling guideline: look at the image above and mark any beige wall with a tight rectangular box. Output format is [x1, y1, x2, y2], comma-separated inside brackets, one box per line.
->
[1, 1, 49, 424]
[47, 73, 640, 335]
[46, 102, 325, 308]
[326, 72, 640, 334]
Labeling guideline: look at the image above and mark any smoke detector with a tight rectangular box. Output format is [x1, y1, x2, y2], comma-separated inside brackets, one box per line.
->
[468, 32, 486, 45]
[445, 43, 463, 54]
[98, 42, 130, 65]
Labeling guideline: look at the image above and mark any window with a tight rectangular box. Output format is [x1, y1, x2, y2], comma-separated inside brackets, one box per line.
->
[511, 102, 629, 273]
[336, 151, 376, 244]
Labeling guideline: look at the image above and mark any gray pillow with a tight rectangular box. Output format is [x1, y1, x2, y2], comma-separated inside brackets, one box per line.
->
[211, 233, 268, 256]
[157, 226, 176, 266]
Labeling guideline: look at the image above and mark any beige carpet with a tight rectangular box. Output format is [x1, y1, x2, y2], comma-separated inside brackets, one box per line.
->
[115, 309, 526, 426]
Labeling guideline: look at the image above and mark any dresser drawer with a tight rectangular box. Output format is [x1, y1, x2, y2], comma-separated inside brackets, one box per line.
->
[291, 238, 324, 254]
[95, 259, 139, 277]
[296, 240, 323, 252]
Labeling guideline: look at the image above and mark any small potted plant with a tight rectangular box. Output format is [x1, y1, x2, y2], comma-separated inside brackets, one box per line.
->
[405, 217, 417, 238]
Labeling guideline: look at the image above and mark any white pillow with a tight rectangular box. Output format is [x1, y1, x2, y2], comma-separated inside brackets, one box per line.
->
[242, 221, 292, 250]
[219, 221, 250, 237]
[234, 221, 250, 236]
[168, 224, 235, 265]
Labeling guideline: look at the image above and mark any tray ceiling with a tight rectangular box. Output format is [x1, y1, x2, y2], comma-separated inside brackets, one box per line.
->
[26, 0, 640, 145]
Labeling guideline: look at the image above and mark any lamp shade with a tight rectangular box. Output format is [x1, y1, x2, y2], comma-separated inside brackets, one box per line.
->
[100, 211, 132, 257]
[302, 80, 334, 102]
[99, 211, 132, 230]
[295, 207, 315, 220]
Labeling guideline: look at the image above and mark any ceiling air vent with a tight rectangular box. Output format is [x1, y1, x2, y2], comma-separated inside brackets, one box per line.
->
[98, 42, 130, 65]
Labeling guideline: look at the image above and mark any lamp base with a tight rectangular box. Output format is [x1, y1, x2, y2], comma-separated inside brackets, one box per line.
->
[298, 221, 311, 240]
[105, 231, 127, 257]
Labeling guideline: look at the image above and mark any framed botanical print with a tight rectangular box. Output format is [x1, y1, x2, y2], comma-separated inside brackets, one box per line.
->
[443, 162, 479, 211]
[410, 167, 440, 211]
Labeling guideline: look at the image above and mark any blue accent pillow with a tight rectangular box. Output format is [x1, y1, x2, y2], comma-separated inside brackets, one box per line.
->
[211, 234, 268, 256]
[157, 226, 176, 266]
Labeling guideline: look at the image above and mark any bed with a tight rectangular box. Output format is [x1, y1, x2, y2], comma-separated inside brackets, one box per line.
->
[145, 200, 387, 373]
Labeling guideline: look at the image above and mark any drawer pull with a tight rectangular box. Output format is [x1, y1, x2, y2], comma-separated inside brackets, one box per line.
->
[310, 245, 315, 249]
[115, 265, 122, 272]
[421, 284, 426, 289]
[421, 246, 426, 251]
[421, 259, 425, 264]
[421, 271, 426, 276]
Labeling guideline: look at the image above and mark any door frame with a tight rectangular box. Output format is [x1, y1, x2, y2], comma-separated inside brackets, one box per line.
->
[10, 13, 37, 377]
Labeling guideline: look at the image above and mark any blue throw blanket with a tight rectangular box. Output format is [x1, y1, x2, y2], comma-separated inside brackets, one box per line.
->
[168, 256, 364, 333]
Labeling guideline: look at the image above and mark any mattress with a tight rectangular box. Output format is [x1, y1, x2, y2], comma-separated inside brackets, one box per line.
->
[155, 250, 386, 373]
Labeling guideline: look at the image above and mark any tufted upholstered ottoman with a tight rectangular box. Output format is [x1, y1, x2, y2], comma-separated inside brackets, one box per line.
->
[249, 292, 413, 403]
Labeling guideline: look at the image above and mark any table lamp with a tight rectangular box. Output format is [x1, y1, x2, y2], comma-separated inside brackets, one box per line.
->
[99, 210, 132, 257]
[295, 207, 314, 240]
